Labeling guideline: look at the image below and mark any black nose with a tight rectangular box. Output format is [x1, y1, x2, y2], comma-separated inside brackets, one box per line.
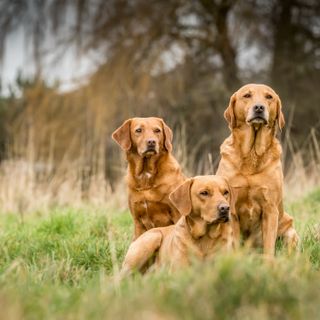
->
[218, 204, 230, 216]
[147, 139, 156, 147]
[254, 104, 265, 113]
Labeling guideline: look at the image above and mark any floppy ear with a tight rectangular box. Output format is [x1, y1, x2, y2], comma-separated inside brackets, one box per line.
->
[112, 119, 132, 151]
[161, 119, 173, 152]
[276, 96, 285, 131]
[224, 93, 237, 129]
[169, 179, 193, 216]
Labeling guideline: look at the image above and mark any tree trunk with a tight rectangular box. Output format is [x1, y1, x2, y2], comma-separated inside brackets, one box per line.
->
[199, 0, 240, 90]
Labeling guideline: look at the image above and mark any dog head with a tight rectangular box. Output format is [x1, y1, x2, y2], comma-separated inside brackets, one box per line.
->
[169, 175, 233, 225]
[112, 117, 173, 157]
[224, 84, 285, 131]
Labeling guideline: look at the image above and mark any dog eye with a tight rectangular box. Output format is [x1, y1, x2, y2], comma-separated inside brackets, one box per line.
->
[135, 128, 142, 133]
[223, 190, 229, 197]
[200, 191, 209, 196]
[266, 94, 273, 99]
[243, 93, 251, 98]
[154, 128, 161, 133]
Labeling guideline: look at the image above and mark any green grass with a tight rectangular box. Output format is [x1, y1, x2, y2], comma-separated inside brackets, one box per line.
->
[0, 190, 319, 319]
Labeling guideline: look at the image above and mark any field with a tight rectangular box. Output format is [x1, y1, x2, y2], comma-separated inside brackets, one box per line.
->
[0, 188, 319, 320]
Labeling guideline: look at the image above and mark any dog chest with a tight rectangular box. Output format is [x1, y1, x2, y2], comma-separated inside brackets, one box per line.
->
[132, 199, 175, 228]
[236, 186, 264, 234]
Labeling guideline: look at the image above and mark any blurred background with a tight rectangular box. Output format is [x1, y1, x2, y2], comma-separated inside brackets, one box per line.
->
[0, 0, 319, 212]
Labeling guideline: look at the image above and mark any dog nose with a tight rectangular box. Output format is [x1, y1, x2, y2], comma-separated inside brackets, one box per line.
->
[147, 139, 156, 147]
[218, 204, 230, 216]
[254, 104, 265, 113]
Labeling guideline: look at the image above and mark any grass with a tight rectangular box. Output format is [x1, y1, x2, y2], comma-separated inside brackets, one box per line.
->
[0, 190, 319, 319]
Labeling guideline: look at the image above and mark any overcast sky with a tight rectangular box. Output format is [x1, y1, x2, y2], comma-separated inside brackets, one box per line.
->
[0, 22, 268, 97]
[1, 28, 97, 95]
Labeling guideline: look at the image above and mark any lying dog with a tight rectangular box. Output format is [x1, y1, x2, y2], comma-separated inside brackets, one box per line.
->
[112, 117, 185, 239]
[120, 175, 234, 276]
[216, 83, 299, 255]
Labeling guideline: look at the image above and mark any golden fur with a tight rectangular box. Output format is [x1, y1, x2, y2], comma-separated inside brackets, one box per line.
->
[112, 117, 185, 239]
[216, 83, 299, 255]
[120, 175, 234, 276]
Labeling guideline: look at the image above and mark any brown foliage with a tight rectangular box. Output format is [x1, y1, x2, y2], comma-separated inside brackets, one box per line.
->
[0, 0, 319, 209]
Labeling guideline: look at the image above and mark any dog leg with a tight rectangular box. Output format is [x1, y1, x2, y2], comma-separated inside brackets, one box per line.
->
[120, 229, 163, 278]
[278, 212, 299, 253]
[132, 217, 147, 240]
[231, 213, 241, 249]
[262, 205, 279, 256]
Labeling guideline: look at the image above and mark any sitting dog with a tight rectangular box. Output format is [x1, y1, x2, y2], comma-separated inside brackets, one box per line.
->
[216, 83, 299, 255]
[112, 117, 185, 239]
[120, 175, 234, 276]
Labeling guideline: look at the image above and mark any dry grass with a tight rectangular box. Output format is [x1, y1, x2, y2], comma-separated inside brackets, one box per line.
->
[0, 129, 319, 214]
[284, 130, 320, 201]
[0, 87, 319, 214]
[0, 159, 128, 214]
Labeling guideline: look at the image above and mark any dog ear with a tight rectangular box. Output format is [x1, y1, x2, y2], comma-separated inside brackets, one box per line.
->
[112, 119, 132, 151]
[161, 119, 173, 152]
[224, 93, 237, 129]
[276, 96, 285, 131]
[169, 179, 193, 216]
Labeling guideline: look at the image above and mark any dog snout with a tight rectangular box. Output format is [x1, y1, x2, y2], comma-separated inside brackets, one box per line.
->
[218, 203, 230, 216]
[147, 139, 156, 148]
[253, 104, 265, 114]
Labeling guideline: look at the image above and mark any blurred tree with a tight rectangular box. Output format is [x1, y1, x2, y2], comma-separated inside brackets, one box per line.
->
[0, 0, 241, 89]
[0, 0, 319, 182]
[270, 0, 320, 140]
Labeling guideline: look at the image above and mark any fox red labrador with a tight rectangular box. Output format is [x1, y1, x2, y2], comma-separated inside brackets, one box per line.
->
[120, 175, 234, 276]
[112, 117, 185, 239]
[217, 84, 299, 255]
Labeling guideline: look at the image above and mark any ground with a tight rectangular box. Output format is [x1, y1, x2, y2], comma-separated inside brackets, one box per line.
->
[0, 189, 319, 319]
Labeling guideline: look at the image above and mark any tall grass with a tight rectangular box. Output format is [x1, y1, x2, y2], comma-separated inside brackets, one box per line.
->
[0, 189, 319, 319]
[284, 129, 320, 200]
[0, 159, 128, 213]
[1, 78, 319, 213]
[0, 128, 318, 214]
[0, 113, 318, 318]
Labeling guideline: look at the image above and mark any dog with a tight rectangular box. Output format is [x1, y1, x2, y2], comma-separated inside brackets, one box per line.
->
[112, 117, 185, 239]
[120, 175, 234, 276]
[216, 83, 299, 255]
